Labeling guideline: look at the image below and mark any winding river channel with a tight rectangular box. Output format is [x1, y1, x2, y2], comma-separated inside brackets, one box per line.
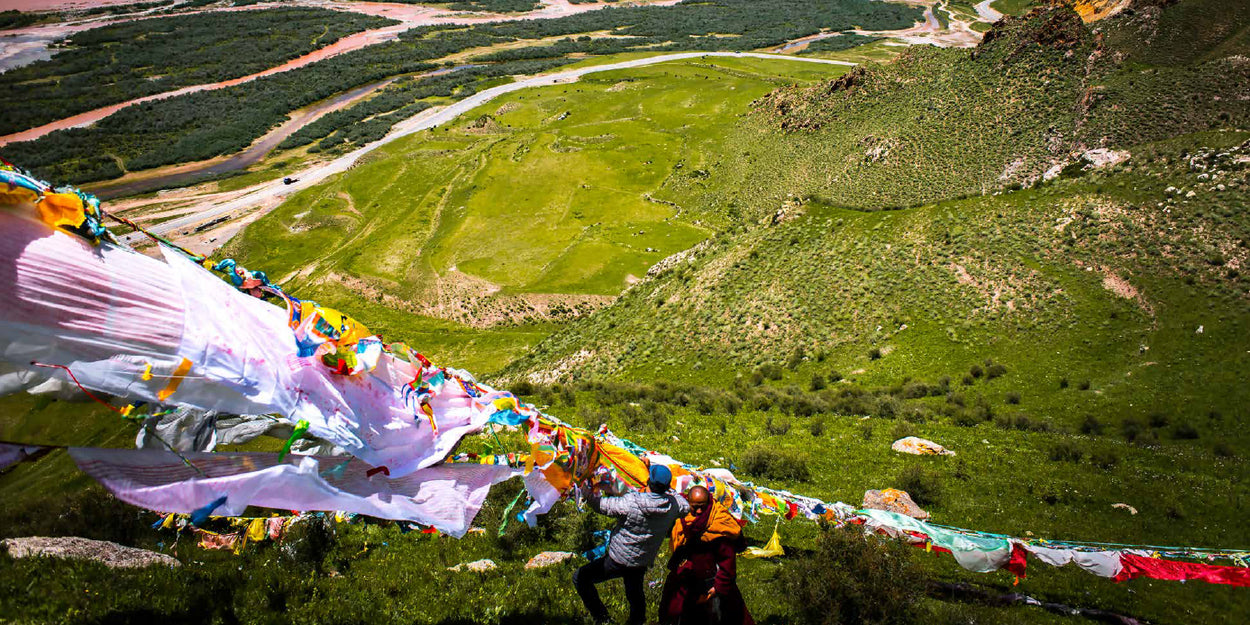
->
[0, 0, 681, 144]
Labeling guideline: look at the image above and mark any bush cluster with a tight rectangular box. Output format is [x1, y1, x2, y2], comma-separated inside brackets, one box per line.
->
[779, 524, 925, 625]
[740, 446, 812, 482]
[895, 466, 942, 507]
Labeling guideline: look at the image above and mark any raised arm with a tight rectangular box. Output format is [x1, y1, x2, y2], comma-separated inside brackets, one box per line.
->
[588, 491, 630, 518]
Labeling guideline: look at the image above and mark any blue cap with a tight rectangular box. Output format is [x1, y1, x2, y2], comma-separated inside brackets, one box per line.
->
[648, 464, 672, 493]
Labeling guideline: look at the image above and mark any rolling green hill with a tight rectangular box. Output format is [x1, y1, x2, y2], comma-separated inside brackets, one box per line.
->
[221, 56, 850, 371]
[2, 2, 1249, 624]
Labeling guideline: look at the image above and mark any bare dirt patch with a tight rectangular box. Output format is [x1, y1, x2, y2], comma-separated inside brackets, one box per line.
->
[327, 269, 613, 328]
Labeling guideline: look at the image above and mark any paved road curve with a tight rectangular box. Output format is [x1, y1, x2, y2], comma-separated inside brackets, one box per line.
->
[124, 51, 855, 243]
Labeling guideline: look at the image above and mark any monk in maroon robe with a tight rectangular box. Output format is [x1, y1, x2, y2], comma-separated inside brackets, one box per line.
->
[659, 486, 755, 625]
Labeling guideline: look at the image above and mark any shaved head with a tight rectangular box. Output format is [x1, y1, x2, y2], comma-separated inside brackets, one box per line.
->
[687, 486, 710, 506]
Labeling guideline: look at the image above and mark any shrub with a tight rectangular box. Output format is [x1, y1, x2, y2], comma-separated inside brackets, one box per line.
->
[969, 364, 984, 379]
[1148, 412, 1170, 428]
[808, 418, 826, 437]
[0, 486, 158, 545]
[740, 446, 811, 482]
[749, 392, 774, 411]
[787, 346, 805, 370]
[765, 416, 792, 436]
[985, 363, 1007, 379]
[809, 374, 827, 392]
[875, 396, 900, 418]
[1091, 451, 1119, 471]
[283, 515, 337, 573]
[1121, 418, 1143, 442]
[1078, 379, 1091, 390]
[620, 403, 668, 433]
[953, 411, 980, 427]
[997, 414, 1048, 432]
[761, 364, 785, 381]
[868, 348, 883, 360]
[966, 397, 994, 422]
[889, 422, 914, 441]
[1048, 441, 1084, 462]
[778, 525, 924, 625]
[512, 380, 535, 396]
[1004, 392, 1021, 405]
[1080, 415, 1103, 435]
[1171, 423, 1200, 440]
[1059, 377, 1069, 389]
[1213, 441, 1236, 458]
[896, 466, 942, 507]
[902, 407, 928, 424]
[901, 381, 929, 399]
[750, 370, 765, 386]
[829, 370, 844, 383]
[859, 423, 874, 442]
[961, 374, 975, 386]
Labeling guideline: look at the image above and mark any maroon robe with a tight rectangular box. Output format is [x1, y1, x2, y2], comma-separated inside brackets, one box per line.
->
[659, 503, 754, 625]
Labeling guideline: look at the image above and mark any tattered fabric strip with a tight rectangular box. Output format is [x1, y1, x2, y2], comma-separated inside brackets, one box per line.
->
[0, 212, 497, 476]
[0, 442, 51, 472]
[68, 447, 518, 537]
[1113, 553, 1250, 587]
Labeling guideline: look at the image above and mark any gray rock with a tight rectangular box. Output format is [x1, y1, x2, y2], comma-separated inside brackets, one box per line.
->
[3, 536, 180, 569]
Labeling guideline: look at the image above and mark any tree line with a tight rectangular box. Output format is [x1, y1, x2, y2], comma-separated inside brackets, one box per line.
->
[382, 0, 542, 13]
[0, 8, 395, 136]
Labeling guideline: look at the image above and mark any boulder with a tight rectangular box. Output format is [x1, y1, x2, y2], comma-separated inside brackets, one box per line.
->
[2, 536, 179, 569]
[448, 558, 497, 573]
[862, 489, 930, 520]
[525, 551, 575, 569]
[891, 436, 955, 456]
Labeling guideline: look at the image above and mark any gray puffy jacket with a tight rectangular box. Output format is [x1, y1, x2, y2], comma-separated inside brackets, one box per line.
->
[590, 490, 690, 568]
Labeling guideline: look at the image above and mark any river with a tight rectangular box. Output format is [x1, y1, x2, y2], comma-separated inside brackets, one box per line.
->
[0, 0, 682, 145]
[90, 65, 480, 199]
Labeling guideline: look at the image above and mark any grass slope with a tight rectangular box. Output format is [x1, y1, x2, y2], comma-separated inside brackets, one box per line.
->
[223, 57, 848, 337]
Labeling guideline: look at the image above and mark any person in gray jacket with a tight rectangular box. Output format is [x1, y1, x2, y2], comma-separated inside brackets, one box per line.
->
[575, 464, 690, 625]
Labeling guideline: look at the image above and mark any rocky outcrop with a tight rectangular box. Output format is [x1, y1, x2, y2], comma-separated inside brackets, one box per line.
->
[3, 536, 180, 569]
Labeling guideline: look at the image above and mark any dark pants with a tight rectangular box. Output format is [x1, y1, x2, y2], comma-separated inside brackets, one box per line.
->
[574, 556, 647, 625]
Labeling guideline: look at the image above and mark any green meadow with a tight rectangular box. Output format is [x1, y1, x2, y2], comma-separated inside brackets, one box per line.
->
[2, 3, 1248, 623]
[222, 56, 850, 361]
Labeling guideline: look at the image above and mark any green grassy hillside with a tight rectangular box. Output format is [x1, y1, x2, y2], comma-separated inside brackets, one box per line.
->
[505, 4, 1249, 409]
[222, 56, 849, 363]
[2, 3, 1248, 624]
[506, 132, 1250, 431]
